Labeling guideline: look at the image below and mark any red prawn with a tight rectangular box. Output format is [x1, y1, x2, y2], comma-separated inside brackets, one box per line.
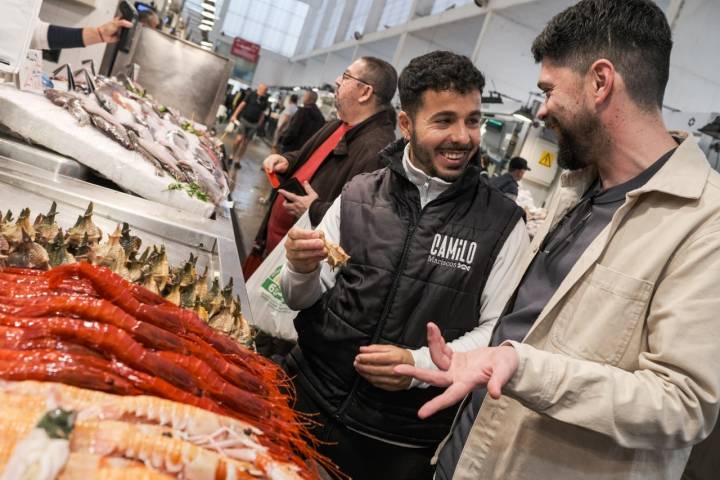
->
[0, 314, 199, 395]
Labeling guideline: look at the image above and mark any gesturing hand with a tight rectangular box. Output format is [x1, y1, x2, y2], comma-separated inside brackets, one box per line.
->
[280, 181, 319, 218]
[394, 322, 519, 419]
[354, 344, 414, 391]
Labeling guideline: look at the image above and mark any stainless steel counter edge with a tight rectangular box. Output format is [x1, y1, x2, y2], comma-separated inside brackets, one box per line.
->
[0, 156, 253, 325]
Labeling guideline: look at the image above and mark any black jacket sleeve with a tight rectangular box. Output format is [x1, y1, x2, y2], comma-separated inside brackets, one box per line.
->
[47, 25, 85, 50]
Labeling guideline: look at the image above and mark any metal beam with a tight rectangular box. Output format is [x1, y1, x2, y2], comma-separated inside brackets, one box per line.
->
[292, 0, 538, 62]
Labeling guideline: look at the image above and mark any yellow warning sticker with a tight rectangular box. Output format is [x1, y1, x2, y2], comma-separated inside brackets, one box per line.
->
[538, 150, 554, 168]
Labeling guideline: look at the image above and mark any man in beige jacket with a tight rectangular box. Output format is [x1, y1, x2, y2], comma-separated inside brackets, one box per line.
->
[395, 1, 720, 479]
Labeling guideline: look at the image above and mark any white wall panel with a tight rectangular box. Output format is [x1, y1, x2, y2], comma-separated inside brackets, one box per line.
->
[39, 0, 120, 74]
[473, 13, 540, 101]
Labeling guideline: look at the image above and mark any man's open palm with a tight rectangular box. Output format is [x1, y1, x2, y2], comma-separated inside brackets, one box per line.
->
[395, 323, 519, 419]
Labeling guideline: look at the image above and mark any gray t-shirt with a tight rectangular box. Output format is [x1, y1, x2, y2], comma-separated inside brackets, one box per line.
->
[435, 148, 676, 479]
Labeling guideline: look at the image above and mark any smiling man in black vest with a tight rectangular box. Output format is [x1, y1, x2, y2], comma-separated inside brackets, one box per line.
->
[280, 51, 528, 479]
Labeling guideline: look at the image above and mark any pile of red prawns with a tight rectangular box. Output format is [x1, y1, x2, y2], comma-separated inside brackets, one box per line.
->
[0, 262, 321, 477]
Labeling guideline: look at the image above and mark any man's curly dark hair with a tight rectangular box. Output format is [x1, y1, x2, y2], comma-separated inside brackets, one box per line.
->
[398, 51, 485, 118]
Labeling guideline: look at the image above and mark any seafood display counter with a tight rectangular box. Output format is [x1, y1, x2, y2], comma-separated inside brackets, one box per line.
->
[0, 155, 251, 326]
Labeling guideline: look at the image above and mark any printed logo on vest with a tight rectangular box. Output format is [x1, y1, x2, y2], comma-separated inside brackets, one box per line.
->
[427, 233, 477, 272]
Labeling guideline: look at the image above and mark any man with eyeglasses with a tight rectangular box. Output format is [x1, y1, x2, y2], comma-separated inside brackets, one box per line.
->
[396, 1, 720, 479]
[242, 57, 397, 279]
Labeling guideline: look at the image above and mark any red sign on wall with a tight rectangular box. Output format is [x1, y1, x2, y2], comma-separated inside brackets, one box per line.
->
[231, 37, 261, 63]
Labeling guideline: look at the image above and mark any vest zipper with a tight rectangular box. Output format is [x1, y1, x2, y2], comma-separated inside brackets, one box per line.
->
[335, 209, 421, 421]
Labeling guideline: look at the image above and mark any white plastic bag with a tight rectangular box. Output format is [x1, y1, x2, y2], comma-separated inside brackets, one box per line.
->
[245, 213, 312, 341]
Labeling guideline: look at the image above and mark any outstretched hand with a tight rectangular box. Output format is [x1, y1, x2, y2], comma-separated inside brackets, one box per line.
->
[394, 323, 519, 419]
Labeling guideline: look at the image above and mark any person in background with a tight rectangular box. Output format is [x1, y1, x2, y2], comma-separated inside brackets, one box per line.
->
[138, 9, 161, 29]
[242, 56, 397, 279]
[490, 156, 530, 200]
[272, 94, 299, 152]
[278, 90, 326, 154]
[395, 1, 720, 479]
[225, 87, 246, 115]
[479, 151, 491, 178]
[31, 17, 133, 50]
[227, 83, 270, 164]
[280, 51, 527, 480]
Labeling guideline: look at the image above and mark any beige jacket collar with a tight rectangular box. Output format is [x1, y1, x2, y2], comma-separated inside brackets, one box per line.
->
[523, 131, 709, 341]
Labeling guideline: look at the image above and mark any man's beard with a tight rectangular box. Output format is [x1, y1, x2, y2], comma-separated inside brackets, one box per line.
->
[409, 131, 473, 182]
[549, 109, 606, 171]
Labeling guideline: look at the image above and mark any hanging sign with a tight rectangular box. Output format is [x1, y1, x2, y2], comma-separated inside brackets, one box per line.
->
[231, 37, 261, 63]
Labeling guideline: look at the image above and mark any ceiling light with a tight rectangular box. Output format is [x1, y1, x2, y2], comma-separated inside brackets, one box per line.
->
[201, 10, 215, 19]
[201, 2, 216, 11]
[201, 17, 214, 25]
[198, 23, 213, 31]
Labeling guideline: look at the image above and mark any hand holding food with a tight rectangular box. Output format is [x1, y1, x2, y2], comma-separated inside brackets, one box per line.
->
[285, 227, 327, 274]
[318, 230, 350, 270]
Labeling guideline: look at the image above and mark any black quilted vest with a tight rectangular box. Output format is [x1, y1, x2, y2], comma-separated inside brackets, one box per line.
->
[288, 140, 523, 446]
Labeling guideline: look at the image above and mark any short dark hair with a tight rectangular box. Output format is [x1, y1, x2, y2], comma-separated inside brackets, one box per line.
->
[289, 94, 298, 103]
[358, 56, 398, 106]
[305, 90, 318, 103]
[531, 0, 672, 111]
[398, 51, 485, 118]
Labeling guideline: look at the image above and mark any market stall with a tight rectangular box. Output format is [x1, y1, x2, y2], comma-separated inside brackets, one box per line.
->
[0, 155, 332, 478]
[0, 76, 229, 218]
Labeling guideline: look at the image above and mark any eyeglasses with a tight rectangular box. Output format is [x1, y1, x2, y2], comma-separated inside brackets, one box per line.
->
[341, 71, 373, 88]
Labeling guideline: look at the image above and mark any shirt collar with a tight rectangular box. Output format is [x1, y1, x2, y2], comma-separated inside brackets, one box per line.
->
[401, 143, 452, 189]
[559, 131, 708, 201]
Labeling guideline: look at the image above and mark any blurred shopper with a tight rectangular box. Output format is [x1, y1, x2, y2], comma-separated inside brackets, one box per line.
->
[224, 87, 247, 117]
[227, 83, 270, 164]
[278, 90, 325, 153]
[394, 2, 720, 479]
[281, 51, 528, 480]
[490, 156, 530, 200]
[137, 9, 160, 29]
[31, 17, 133, 50]
[278, 95, 299, 134]
[242, 57, 397, 277]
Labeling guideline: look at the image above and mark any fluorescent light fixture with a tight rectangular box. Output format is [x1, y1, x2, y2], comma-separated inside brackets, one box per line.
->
[201, 2, 216, 11]
[201, 17, 214, 25]
[201, 10, 215, 19]
[201, 41, 213, 46]
[198, 23, 213, 31]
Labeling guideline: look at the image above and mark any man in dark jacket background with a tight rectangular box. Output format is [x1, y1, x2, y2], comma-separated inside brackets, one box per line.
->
[243, 56, 398, 279]
[281, 51, 528, 480]
[490, 156, 531, 200]
[278, 90, 326, 153]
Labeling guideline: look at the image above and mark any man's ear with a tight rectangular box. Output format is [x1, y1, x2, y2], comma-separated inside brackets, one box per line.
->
[358, 84, 374, 105]
[398, 111, 412, 140]
[588, 59, 615, 107]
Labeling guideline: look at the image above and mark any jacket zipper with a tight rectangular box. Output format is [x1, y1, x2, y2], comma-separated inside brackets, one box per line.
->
[335, 204, 422, 420]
